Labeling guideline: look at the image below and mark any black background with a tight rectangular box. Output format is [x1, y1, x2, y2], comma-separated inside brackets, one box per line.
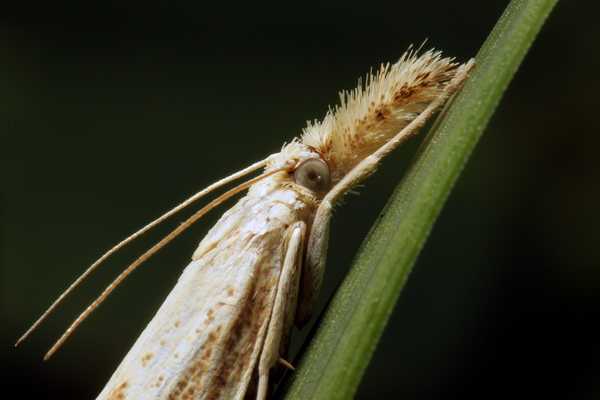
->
[2, 2, 599, 399]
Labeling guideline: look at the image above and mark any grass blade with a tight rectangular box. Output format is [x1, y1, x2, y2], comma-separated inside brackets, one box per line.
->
[283, 0, 559, 398]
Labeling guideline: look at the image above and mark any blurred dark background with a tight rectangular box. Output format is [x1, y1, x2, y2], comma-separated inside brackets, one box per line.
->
[2, 2, 598, 399]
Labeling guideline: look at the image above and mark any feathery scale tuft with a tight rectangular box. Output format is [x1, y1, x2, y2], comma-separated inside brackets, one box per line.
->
[301, 48, 463, 181]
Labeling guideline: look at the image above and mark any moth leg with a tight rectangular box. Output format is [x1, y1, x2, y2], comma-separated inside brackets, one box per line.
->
[256, 222, 306, 400]
[296, 200, 331, 326]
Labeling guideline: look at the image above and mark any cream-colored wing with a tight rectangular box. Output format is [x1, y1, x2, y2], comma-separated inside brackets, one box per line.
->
[97, 189, 305, 400]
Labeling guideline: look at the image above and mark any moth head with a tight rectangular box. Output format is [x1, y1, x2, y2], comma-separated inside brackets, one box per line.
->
[293, 157, 331, 193]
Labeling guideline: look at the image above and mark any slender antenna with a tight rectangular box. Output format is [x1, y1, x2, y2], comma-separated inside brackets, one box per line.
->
[15, 157, 270, 348]
[44, 166, 288, 360]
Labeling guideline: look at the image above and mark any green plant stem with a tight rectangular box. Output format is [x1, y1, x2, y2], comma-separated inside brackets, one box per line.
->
[283, 0, 558, 399]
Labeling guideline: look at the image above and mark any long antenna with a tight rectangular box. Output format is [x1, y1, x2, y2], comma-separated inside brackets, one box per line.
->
[15, 157, 270, 348]
[43, 166, 287, 360]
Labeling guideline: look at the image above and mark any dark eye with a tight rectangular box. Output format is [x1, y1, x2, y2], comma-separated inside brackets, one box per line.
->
[294, 158, 331, 192]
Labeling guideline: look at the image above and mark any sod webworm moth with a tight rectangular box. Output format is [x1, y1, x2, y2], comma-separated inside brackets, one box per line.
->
[17, 47, 474, 399]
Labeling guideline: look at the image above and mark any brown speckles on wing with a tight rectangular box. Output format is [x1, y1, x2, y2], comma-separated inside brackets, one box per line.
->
[168, 236, 281, 400]
[107, 381, 128, 400]
[203, 308, 216, 326]
[141, 352, 154, 367]
[97, 184, 314, 400]
[208, 255, 278, 399]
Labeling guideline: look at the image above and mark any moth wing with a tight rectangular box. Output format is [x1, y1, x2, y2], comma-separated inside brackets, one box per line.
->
[97, 195, 291, 400]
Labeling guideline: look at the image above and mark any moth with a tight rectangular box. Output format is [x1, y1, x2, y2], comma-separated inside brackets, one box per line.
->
[17, 47, 474, 399]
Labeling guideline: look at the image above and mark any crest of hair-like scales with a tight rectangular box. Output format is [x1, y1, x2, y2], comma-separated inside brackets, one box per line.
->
[268, 49, 461, 182]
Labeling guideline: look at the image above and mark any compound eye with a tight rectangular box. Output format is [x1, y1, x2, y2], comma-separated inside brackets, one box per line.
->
[293, 158, 331, 193]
